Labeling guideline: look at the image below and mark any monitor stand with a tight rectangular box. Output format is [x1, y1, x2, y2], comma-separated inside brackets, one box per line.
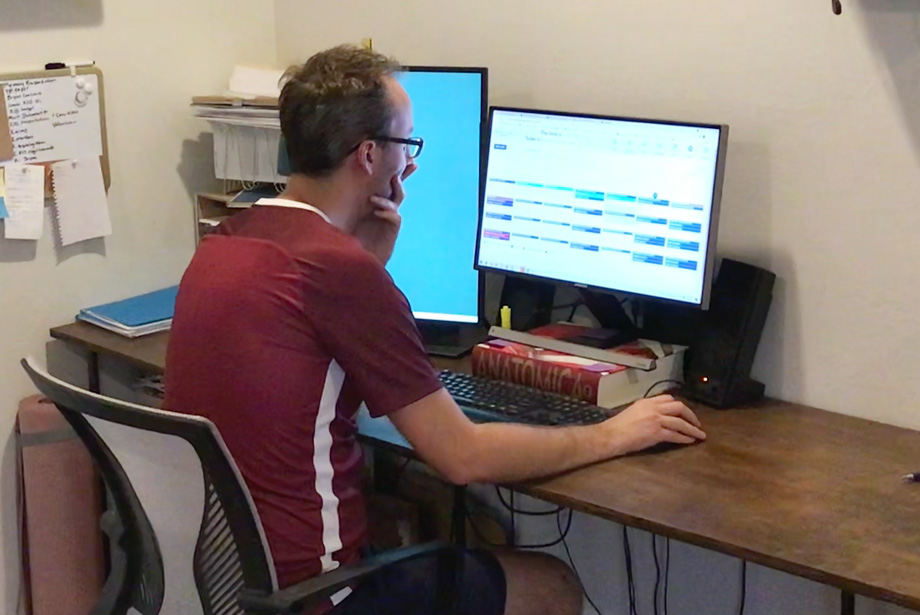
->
[566, 289, 640, 348]
[419, 321, 489, 358]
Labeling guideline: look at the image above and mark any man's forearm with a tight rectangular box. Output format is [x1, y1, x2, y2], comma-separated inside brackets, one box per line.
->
[459, 421, 622, 484]
[389, 387, 703, 486]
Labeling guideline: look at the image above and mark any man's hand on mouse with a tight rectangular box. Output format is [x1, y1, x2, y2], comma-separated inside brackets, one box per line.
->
[355, 163, 417, 265]
[601, 394, 705, 456]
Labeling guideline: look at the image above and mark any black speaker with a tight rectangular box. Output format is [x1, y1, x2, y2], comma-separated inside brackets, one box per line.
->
[643, 258, 775, 408]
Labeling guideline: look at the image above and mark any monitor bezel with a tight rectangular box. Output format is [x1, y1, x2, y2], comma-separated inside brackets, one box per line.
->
[400, 65, 489, 325]
[474, 105, 728, 310]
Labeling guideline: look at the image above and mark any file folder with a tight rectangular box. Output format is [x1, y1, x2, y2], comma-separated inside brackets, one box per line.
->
[76, 285, 178, 338]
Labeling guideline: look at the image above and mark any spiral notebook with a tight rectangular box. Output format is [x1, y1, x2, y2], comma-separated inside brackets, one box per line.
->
[51, 158, 111, 246]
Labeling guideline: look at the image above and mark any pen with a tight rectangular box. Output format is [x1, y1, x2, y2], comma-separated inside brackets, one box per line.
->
[902, 472, 920, 483]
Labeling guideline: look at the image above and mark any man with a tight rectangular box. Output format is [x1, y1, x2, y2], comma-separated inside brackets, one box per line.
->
[164, 44, 705, 615]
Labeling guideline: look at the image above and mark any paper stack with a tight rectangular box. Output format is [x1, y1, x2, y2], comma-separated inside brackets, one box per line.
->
[77, 286, 179, 338]
[191, 66, 286, 184]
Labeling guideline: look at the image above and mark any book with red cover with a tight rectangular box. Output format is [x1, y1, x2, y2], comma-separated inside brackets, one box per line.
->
[472, 323, 684, 408]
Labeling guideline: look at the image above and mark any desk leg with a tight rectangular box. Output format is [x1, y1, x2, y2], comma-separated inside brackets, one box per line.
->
[87, 351, 100, 394]
[841, 591, 855, 615]
[451, 485, 466, 547]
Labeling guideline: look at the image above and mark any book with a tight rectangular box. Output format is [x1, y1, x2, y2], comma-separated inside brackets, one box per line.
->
[488, 322, 668, 370]
[473, 324, 685, 408]
[76, 286, 178, 338]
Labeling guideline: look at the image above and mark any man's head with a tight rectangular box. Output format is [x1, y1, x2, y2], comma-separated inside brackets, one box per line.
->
[279, 45, 416, 201]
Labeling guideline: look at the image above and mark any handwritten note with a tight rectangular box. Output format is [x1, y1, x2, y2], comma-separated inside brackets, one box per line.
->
[0, 75, 102, 166]
[51, 158, 111, 245]
[3, 164, 44, 239]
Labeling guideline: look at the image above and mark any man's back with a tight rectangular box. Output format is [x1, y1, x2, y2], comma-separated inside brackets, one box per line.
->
[164, 204, 441, 588]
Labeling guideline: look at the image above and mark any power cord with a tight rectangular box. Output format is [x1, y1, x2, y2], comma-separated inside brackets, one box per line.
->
[623, 526, 638, 615]
[495, 487, 572, 549]
[652, 535, 661, 615]
[565, 301, 583, 322]
[515, 508, 573, 550]
[643, 379, 684, 399]
[559, 513, 608, 615]
[664, 538, 670, 615]
[494, 489, 605, 611]
[495, 486, 563, 516]
[655, 537, 746, 615]
[510, 491, 516, 546]
[738, 560, 747, 615]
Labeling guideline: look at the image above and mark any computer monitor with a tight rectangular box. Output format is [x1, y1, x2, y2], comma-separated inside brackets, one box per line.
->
[476, 107, 727, 323]
[385, 66, 487, 334]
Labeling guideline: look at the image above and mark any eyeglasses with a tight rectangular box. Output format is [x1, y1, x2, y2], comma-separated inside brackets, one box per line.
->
[369, 136, 424, 159]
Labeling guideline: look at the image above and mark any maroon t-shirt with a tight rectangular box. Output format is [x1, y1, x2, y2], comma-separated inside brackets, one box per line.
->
[163, 202, 442, 588]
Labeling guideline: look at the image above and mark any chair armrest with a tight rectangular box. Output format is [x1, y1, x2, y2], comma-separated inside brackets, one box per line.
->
[239, 541, 454, 614]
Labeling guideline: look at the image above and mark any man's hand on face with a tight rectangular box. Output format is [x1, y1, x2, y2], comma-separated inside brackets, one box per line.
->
[355, 162, 417, 266]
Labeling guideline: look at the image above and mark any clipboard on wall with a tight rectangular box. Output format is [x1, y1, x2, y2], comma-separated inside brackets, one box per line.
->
[0, 66, 110, 190]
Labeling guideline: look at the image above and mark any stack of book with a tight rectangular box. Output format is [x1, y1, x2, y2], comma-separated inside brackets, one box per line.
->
[473, 322, 686, 409]
[76, 286, 179, 338]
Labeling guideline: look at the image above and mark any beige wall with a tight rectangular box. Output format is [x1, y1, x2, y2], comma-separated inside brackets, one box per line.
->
[275, 0, 920, 430]
[274, 1, 920, 614]
[2, 1, 917, 612]
[0, 1, 276, 611]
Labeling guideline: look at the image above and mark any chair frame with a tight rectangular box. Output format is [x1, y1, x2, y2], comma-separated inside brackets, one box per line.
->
[21, 357, 456, 615]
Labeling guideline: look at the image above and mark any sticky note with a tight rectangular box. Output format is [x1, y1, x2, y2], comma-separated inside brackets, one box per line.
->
[3, 164, 44, 240]
[0, 168, 8, 219]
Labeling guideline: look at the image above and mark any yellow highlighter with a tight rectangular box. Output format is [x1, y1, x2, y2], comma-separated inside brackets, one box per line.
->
[500, 305, 512, 329]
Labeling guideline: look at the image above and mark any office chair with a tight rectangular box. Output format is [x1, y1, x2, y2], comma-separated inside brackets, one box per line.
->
[21, 357, 457, 615]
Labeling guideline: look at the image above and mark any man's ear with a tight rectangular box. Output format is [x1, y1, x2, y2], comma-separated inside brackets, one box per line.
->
[356, 141, 377, 176]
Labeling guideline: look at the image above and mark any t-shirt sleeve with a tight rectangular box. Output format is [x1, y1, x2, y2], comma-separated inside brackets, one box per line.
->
[304, 247, 443, 418]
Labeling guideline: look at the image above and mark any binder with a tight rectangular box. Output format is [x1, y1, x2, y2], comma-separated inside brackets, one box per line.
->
[76, 285, 178, 338]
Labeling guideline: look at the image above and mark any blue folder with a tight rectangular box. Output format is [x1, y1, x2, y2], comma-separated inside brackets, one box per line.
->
[78, 285, 179, 329]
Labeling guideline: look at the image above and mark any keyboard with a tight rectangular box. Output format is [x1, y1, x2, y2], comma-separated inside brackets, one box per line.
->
[439, 371, 616, 426]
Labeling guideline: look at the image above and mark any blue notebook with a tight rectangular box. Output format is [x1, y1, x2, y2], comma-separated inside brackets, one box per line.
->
[79, 286, 179, 328]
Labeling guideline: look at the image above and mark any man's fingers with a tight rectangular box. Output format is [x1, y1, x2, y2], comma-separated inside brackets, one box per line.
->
[370, 196, 398, 211]
[402, 162, 418, 181]
[660, 416, 706, 441]
[661, 432, 696, 445]
[374, 209, 401, 224]
[390, 173, 406, 206]
[654, 398, 702, 428]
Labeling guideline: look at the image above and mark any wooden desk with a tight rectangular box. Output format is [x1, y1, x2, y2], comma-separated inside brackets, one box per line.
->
[49, 322, 920, 614]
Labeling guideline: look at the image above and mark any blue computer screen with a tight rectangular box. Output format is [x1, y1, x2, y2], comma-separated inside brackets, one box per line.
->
[385, 69, 484, 324]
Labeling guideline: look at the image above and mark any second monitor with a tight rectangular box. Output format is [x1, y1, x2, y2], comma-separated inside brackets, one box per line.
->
[385, 66, 488, 354]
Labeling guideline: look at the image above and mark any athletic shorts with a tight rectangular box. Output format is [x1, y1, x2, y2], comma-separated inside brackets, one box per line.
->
[329, 547, 507, 615]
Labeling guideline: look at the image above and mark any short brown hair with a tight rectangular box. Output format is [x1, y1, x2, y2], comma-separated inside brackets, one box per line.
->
[279, 45, 401, 177]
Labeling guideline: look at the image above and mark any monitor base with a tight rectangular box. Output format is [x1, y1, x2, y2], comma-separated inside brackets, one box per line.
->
[424, 343, 474, 359]
[577, 289, 639, 344]
[418, 321, 488, 358]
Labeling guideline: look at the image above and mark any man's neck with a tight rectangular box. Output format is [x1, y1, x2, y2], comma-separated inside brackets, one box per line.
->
[279, 174, 363, 233]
